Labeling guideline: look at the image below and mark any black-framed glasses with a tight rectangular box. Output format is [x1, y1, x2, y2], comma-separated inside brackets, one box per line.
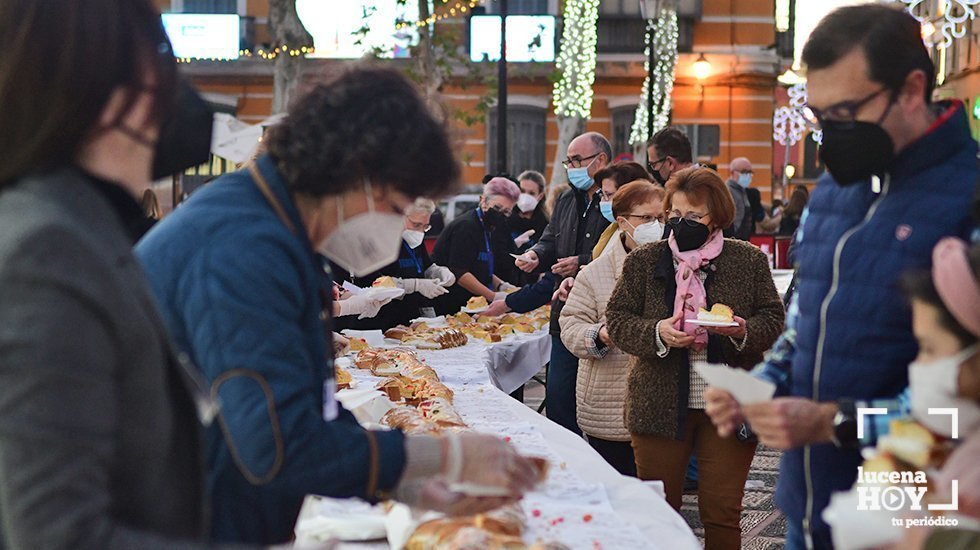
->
[562, 152, 601, 168]
[803, 87, 891, 129]
[647, 156, 668, 175]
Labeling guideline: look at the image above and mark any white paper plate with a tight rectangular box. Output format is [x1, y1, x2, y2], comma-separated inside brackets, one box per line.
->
[361, 287, 405, 301]
[461, 306, 489, 314]
[686, 319, 738, 327]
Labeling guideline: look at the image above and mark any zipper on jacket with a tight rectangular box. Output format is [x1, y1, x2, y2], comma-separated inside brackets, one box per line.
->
[803, 174, 891, 549]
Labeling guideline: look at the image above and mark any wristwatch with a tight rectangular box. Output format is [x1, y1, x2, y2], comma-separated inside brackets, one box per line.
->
[831, 398, 859, 449]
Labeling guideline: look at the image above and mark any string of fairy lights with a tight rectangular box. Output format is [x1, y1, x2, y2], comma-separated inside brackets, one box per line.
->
[176, 0, 481, 63]
[629, 8, 679, 146]
[551, 0, 600, 119]
[395, 0, 481, 31]
[175, 46, 314, 63]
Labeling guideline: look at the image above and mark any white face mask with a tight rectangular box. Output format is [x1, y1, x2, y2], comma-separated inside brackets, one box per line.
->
[319, 180, 405, 277]
[908, 344, 980, 438]
[517, 193, 539, 213]
[626, 219, 665, 246]
[402, 229, 425, 249]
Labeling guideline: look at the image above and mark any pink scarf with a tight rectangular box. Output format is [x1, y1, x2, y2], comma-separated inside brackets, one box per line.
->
[669, 230, 724, 350]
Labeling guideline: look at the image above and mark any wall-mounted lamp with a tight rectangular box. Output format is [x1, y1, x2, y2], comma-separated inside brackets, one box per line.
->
[785, 164, 796, 180]
[693, 53, 711, 81]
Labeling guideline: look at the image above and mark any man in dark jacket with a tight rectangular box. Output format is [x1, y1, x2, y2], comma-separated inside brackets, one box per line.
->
[704, 6, 980, 548]
[515, 132, 611, 434]
[724, 157, 755, 240]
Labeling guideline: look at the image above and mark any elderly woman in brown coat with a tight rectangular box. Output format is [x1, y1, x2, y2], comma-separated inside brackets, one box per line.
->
[606, 167, 784, 550]
[559, 181, 665, 477]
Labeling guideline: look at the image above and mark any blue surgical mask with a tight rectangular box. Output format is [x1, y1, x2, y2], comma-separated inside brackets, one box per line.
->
[566, 156, 598, 191]
[737, 172, 752, 188]
[599, 201, 615, 223]
[567, 166, 594, 191]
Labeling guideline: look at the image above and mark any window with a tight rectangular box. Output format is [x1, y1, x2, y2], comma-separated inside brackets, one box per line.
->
[802, 135, 825, 180]
[483, 0, 550, 15]
[487, 106, 547, 177]
[611, 107, 636, 158]
[597, 17, 694, 53]
[599, 0, 701, 17]
[677, 124, 721, 159]
[177, 0, 237, 13]
[598, 0, 640, 17]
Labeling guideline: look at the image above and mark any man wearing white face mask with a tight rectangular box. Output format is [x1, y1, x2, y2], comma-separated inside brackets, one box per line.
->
[136, 66, 541, 545]
[559, 181, 665, 476]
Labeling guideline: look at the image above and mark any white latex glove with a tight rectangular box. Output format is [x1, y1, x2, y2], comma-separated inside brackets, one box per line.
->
[336, 294, 391, 319]
[395, 478, 517, 517]
[447, 433, 540, 496]
[493, 291, 509, 302]
[497, 282, 518, 292]
[514, 229, 535, 248]
[402, 278, 448, 299]
[424, 264, 456, 287]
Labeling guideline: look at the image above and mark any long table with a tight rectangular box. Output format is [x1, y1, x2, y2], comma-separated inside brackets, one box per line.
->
[296, 331, 700, 550]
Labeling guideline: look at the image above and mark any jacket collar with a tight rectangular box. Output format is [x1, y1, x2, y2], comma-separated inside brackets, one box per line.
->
[889, 100, 975, 181]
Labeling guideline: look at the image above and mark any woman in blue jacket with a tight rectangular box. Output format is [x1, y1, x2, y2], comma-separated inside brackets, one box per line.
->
[136, 66, 539, 545]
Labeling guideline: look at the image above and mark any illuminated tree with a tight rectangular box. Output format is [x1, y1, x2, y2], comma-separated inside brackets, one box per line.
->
[549, 0, 600, 187]
[629, 4, 678, 160]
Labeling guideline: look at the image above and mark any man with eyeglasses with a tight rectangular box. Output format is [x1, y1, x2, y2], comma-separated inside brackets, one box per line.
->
[647, 127, 697, 187]
[703, 6, 979, 549]
[724, 157, 755, 241]
[514, 132, 611, 435]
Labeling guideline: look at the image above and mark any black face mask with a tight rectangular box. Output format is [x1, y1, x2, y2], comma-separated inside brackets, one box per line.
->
[151, 79, 214, 180]
[483, 207, 507, 228]
[819, 120, 894, 185]
[670, 218, 711, 252]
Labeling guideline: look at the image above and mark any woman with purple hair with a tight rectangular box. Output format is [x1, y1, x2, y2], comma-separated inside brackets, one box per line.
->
[433, 177, 521, 313]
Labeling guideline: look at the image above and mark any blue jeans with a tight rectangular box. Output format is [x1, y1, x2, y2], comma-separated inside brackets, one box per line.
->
[545, 335, 581, 436]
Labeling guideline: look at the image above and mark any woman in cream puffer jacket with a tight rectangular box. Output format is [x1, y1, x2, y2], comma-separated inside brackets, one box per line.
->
[559, 181, 665, 476]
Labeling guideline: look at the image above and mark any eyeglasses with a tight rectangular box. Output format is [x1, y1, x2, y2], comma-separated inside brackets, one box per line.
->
[626, 213, 665, 224]
[406, 220, 432, 232]
[647, 156, 668, 175]
[562, 152, 601, 168]
[668, 211, 707, 226]
[803, 87, 891, 129]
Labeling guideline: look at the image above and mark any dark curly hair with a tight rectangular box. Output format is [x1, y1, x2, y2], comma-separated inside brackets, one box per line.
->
[265, 65, 461, 199]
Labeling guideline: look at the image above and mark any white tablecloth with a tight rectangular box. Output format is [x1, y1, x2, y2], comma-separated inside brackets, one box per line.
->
[300, 336, 699, 550]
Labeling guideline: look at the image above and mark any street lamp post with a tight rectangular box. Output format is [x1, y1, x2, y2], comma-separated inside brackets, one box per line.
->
[496, 0, 508, 175]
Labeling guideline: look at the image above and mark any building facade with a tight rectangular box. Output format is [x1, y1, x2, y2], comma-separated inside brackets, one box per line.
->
[158, 0, 785, 205]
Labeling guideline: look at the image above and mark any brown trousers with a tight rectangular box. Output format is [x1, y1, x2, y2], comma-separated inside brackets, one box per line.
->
[632, 410, 756, 550]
